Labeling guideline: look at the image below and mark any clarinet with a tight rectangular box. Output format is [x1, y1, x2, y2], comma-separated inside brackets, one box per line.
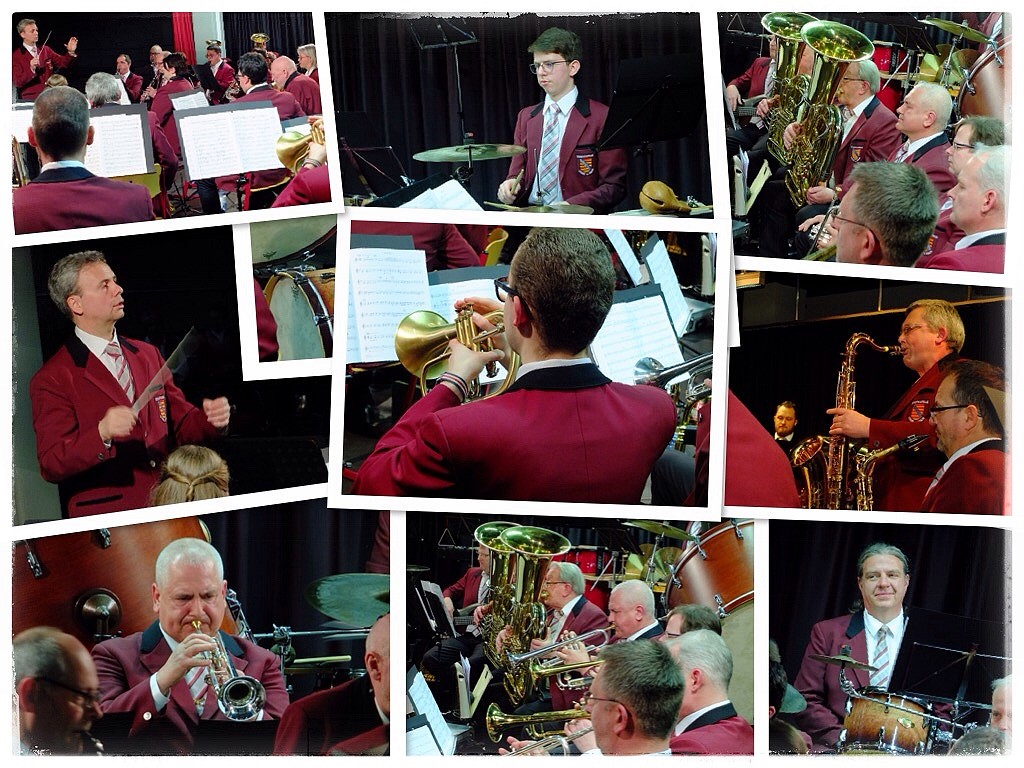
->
[141, 71, 162, 102]
[78, 731, 105, 756]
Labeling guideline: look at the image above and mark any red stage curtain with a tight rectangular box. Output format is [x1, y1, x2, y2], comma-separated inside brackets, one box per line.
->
[172, 12, 196, 64]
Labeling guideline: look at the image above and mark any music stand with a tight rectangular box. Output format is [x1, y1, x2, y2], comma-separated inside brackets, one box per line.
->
[364, 172, 451, 207]
[600, 54, 705, 181]
[335, 111, 410, 198]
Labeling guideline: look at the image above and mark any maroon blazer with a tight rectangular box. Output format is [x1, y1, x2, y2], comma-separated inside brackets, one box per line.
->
[92, 621, 289, 754]
[724, 390, 802, 508]
[728, 56, 772, 98]
[271, 164, 332, 207]
[867, 355, 952, 512]
[13, 44, 74, 100]
[13, 167, 155, 234]
[254, 278, 279, 361]
[210, 61, 236, 104]
[150, 76, 197, 157]
[273, 674, 383, 755]
[284, 71, 322, 115]
[549, 597, 609, 711]
[504, 95, 627, 213]
[123, 72, 145, 103]
[671, 704, 754, 755]
[352, 364, 676, 502]
[350, 221, 479, 270]
[889, 134, 956, 197]
[306, 67, 320, 84]
[916, 235, 1005, 274]
[833, 97, 901, 195]
[444, 566, 484, 610]
[922, 197, 965, 258]
[29, 334, 220, 517]
[920, 439, 1007, 514]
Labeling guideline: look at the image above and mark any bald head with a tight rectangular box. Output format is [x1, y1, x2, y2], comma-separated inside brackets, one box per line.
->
[270, 56, 297, 89]
[366, 613, 390, 717]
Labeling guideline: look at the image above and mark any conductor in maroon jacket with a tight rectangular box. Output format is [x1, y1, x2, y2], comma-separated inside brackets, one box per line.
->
[13, 18, 78, 101]
[351, 228, 675, 502]
[828, 299, 962, 512]
[29, 252, 230, 517]
[921, 359, 1007, 515]
[497, 27, 626, 214]
[14, 87, 155, 235]
[91, 538, 288, 754]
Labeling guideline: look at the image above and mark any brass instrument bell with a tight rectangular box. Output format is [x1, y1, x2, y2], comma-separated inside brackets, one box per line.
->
[276, 118, 326, 174]
[486, 702, 585, 742]
[250, 32, 270, 47]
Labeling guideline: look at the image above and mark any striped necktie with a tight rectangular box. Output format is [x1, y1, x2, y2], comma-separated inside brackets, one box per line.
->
[104, 341, 135, 400]
[185, 665, 209, 714]
[536, 103, 561, 203]
[894, 142, 910, 163]
[870, 625, 890, 688]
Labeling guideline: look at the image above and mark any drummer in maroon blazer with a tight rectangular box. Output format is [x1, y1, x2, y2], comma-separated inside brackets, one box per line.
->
[496, 27, 627, 214]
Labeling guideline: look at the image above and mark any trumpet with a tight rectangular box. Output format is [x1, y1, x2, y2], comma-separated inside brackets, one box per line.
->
[191, 621, 267, 721]
[507, 625, 613, 667]
[532, 658, 606, 690]
[502, 725, 595, 756]
[486, 702, 586, 742]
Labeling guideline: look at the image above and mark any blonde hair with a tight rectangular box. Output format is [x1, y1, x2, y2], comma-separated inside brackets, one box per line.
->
[151, 445, 229, 505]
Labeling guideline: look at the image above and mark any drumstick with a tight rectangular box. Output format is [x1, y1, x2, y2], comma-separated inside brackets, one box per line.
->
[512, 168, 524, 193]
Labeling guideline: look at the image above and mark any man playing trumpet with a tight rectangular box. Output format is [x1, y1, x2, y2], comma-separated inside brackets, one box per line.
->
[91, 538, 288, 753]
[352, 227, 676, 502]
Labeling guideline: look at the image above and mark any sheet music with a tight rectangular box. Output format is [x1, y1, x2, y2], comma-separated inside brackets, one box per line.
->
[407, 719, 442, 756]
[234, 108, 286, 172]
[407, 668, 456, 755]
[169, 89, 209, 112]
[644, 238, 689, 338]
[590, 293, 685, 384]
[420, 580, 456, 636]
[401, 178, 482, 210]
[178, 104, 284, 179]
[11, 107, 33, 143]
[348, 248, 431, 363]
[604, 228, 643, 285]
[84, 111, 150, 177]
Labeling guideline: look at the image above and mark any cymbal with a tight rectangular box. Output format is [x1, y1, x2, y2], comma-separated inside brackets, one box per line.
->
[922, 17, 988, 44]
[413, 143, 526, 163]
[251, 214, 336, 265]
[485, 201, 595, 214]
[407, 564, 429, 574]
[305, 573, 389, 627]
[623, 520, 695, 541]
[810, 653, 877, 672]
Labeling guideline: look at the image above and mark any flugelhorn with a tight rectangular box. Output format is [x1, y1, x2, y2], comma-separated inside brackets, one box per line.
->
[276, 118, 326, 174]
[502, 725, 595, 756]
[395, 303, 521, 402]
[486, 702, 585, 742]
[191, 620, 267, 721]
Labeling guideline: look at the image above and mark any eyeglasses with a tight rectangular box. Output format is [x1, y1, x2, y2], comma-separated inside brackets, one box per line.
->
[529, 60, 569, 74]
[832, 211, 869, 229]
[543, 580, 569, 586]
[929, 403, 969, 418]
[36, 677, 102, 707]
[899, 323, 926, 337]
[841, 76, 866, 83]
[494, 275, 520, 303]
[951, 141, 975, 151]
[582, 692, 621, 708]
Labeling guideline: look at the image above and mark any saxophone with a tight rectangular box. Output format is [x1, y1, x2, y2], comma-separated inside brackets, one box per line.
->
[814, 333, 901, 509]
[853, 434, 929, 511]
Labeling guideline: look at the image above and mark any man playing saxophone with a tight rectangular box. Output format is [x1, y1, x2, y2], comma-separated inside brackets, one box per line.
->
[826, 299, 964, 512]
[91, 538, 288, 753]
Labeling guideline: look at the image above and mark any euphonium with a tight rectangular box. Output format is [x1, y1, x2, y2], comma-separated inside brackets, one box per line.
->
[190, 621, 267, 721]
[783, 21, 874, 208]
[854, 434, 929, 511]
[486, 702, 585, 742]
[276, 118, 326, 174]
[761, 12, 818, 163]
[395, 303, 521, 402]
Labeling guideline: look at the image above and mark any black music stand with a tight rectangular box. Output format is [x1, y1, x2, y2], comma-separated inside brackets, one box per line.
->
[336, 111, 410, 198]
[600, 54, 705, 181]
[364, 172, 451, 208]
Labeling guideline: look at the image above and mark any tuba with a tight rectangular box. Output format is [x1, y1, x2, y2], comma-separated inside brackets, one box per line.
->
[762, 12, 818, 164]
[396, 303, 521, 402]
[783, 21, 874, 208]
[276, 118, 326, 174]
[474, 521, 517, 666]
[190, 621, 267, 721]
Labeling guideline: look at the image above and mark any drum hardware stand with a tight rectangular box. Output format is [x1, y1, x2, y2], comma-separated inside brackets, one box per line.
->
[19, 539, 45, 578]
[74, 588, 123, 642]
[95, 529, 112, 548]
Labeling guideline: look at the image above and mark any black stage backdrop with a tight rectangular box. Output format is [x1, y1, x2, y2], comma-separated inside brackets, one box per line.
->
[728, 275, 1007, 438]
[11, 12, 313, 93]
[18, 228, 331, 506]
[327, 12, 711, 210]
[769, 520, 1010, 698]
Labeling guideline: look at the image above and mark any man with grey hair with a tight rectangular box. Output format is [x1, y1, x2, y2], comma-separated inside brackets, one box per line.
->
[891, 82, 956, 195]
[85, 71, 177, 191]
[918, 145, 1008, 273]
[29, 251, 229, 517]
[15, 627, 103, 755]
[13, 17, 79, 101]
[990, 675, 1011, 735]
[13, 86, 155, 234]
[667, 629, 753, 754]
[91, 538, 288, 753]
[833, 161, 939, 266]
[270, 55, 321, 114]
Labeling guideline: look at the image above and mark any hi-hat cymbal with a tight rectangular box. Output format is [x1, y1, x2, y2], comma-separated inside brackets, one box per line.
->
[485, 201, 594, 214]
[305, 573, 389, 626]
[810, 653, 877, 671]
[413, 143, 526, 163]
[922, 17, 989, 44]
[407, 564, 429, 575]
[623, 520, 696, 541]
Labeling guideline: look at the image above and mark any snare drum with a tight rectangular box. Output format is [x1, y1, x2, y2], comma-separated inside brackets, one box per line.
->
[839, 688, 932, 754]
[264, 269, 335, 359]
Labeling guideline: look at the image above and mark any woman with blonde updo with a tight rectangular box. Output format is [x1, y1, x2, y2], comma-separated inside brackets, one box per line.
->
[151, 445, 230, 505]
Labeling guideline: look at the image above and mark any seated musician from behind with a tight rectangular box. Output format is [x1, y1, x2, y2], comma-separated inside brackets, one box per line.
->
[13, 87, 155, 234]
[351, 227, 676, 503]
[667, 629, 754, 754]
[150, 445, 230, 505]
[273, 613, 389, 755]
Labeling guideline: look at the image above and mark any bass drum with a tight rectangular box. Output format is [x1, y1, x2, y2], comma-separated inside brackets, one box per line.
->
[13, 517, 236, 649]
[265, 269, 336, 359]
[665, 519, 754, 724]
[957, 40, 1011, 123]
